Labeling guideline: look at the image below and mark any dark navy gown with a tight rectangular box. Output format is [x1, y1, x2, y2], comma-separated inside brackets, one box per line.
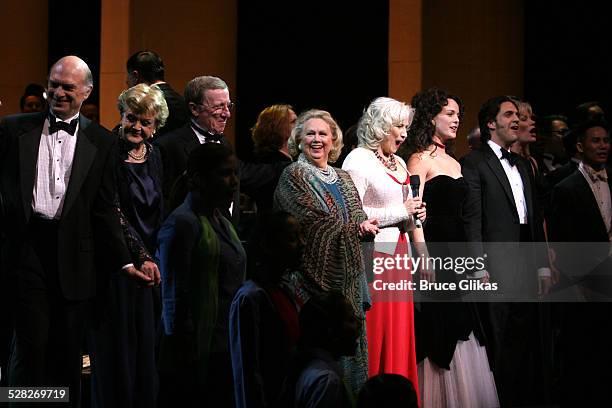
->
[89, 143, 163, 408]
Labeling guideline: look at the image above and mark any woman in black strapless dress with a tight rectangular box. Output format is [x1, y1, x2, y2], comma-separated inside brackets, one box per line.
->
[402, 88, 498, 407]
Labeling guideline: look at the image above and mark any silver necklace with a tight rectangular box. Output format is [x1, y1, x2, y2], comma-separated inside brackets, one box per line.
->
[298, 154, 338, 184]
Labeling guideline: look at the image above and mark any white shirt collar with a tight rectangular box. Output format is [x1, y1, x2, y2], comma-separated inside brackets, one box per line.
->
[487, 139, 507, 159]
[49, 111, 80, 124]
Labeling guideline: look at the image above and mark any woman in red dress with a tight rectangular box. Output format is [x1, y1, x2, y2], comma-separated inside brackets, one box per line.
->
[343, 97, 428, 395]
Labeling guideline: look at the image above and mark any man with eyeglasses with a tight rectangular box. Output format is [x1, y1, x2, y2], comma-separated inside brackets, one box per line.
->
[156, 75, 282, 223]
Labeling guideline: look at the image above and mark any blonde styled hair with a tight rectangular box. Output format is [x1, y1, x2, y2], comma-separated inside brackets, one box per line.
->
[117, 83, 169, 130]
[288, 109, 344, 163]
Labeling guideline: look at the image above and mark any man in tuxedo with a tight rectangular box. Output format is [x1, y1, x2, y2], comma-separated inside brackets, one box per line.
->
[155, 76, 283, 223]
[0, 56, 149, 406]
[550, 120, 610, 243]
[126, 50, 189, 138]
[548, 120, 611, 405]
[461, 95, 552, 406]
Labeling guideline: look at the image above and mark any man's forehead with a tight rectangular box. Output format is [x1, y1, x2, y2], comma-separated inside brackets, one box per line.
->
[586, 126, 609, 137]
[49, 65, 86, 84]
[499, 102, 518, 115]
[204, 88, 229, 101]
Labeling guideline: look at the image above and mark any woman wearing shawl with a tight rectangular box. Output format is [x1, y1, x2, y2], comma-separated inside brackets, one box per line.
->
[274, 109, 379, 395]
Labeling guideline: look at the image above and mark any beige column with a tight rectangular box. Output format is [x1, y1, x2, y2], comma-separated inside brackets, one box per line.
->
[388, 0, 422, 105]
[100, 0, 131, 129]
[0, 0, 48, 116]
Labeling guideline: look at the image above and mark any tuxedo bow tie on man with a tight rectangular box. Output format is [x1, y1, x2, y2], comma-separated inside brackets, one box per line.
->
[48, 115, 79, 135]
[500, 148, 518, 167]
[585, 165, 608, 182]
[155, 76, 282, 222]
[460, 96, 552, 407]
[0, 56, 135, 407]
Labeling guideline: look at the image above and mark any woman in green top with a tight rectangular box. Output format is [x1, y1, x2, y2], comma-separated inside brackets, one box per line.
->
[157, 143, 246, 408]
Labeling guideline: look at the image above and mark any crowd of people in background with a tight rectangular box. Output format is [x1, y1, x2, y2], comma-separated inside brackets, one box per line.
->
[0, 50, 610, 408]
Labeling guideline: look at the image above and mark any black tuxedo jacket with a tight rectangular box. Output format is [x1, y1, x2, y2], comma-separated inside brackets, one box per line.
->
[549, 168, 611, 243]
[461, 144, 544, 244]
[549, 169, 611, 285]
[154, 82, 189, 138]
[0, 112, 130, 300]
[155, 124, 285, 223]
[460, 143, 547, 290]
[154, 123, 202, 199]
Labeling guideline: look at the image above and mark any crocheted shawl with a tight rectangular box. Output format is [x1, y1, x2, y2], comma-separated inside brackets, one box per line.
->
[274, 159, 368, 317]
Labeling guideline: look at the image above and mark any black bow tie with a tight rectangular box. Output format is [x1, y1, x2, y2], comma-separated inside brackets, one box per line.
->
[191, 121, 223, 144]
[49, 116, 78, 135]
[204, 133, 223, 143]
[500, 149, 518, 167]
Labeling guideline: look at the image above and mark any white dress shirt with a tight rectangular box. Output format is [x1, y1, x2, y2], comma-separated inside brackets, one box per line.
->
[32, 113, 80, 220]
[488, 140, 528, 224]
[579, 162, 612, 241]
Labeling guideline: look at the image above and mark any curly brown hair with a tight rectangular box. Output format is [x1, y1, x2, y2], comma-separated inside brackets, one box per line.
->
[399, 88, 464, 159]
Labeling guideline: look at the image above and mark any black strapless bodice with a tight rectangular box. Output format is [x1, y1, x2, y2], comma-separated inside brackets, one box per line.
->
[422, 175, 468, 243]
[416, 175, 486, 369]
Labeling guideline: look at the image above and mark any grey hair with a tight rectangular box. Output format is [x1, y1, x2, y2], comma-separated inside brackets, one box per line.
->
[184, 75, 228, 105]
[288, 109, 344, 163]
[357, 97, 414, 150]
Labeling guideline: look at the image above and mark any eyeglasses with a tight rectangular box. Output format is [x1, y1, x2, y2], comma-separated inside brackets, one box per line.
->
[194, 101, 235, 115]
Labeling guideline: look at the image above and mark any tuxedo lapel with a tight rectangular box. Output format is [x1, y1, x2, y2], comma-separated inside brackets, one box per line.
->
[182, 127, 200, 157]
[62, 117, 97, 216]
[483, 145, 517, 212]
[576, 173, 609, 238]
[19, 125, 43, 220]
[517, 159, 534, 220]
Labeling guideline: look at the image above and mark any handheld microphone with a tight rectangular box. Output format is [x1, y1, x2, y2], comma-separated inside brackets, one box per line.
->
[409, 175, 422, 228]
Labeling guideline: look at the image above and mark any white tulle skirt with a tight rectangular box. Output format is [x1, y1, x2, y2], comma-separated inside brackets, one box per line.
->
[418, 332, 499, 408]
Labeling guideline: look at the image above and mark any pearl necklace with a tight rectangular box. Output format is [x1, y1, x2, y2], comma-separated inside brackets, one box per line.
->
[298, 154, 338, 184]
[127, 144, 147, 161]
[373, 149, 397, 171]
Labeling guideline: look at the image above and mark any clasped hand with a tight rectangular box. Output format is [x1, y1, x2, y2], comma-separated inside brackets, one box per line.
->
[359, 219, 379, 238]
[123, 260, 161, 286]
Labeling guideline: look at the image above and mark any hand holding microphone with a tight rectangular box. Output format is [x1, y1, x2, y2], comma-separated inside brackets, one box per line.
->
[404, 175, 426, 228]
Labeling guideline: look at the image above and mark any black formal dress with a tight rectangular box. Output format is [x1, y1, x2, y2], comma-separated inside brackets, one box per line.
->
[88, 141, 163, 408]
[416, 175, 498, 407]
